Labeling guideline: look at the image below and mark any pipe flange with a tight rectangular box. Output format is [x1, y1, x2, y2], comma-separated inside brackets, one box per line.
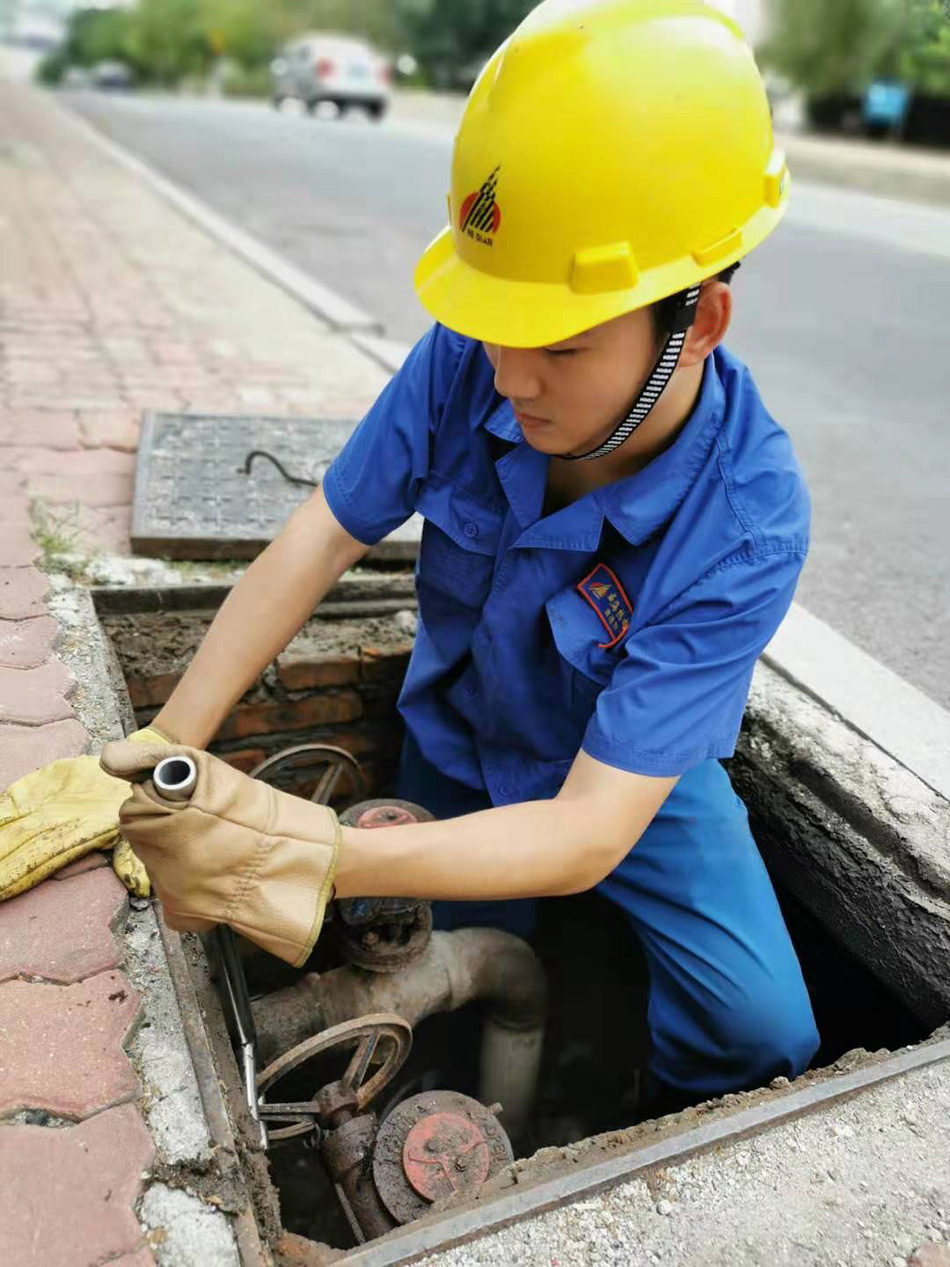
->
[372, 1091, 513, 1225]
[334, 800, 434, 973]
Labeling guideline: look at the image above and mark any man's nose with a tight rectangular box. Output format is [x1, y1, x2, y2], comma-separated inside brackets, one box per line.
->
[492, 347, 542, 403]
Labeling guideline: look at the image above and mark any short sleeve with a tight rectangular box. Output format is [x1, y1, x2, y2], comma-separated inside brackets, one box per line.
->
[582, 549, 806, 778]
[322, 324, 465, 546]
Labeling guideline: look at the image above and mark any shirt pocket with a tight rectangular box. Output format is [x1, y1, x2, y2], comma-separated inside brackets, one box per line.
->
[416, 476, 504, 611]
[545, 584, 617, 714]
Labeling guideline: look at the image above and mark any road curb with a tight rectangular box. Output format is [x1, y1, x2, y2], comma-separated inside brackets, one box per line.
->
[780, 131, 950, 209]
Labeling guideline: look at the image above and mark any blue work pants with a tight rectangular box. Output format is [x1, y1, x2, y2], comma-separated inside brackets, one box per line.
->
[397, 734, 820, 1100]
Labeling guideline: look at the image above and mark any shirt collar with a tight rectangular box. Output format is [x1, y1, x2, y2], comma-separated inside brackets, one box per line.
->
[483, 395, 523, 443]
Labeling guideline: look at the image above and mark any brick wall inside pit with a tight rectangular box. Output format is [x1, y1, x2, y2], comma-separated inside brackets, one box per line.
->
[101, 609, 416, 803]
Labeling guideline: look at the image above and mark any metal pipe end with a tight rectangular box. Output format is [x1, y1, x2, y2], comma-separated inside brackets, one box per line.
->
[154, 755, 198, 801]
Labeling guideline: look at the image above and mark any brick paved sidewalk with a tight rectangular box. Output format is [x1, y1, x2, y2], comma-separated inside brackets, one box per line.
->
[0, 76, 388, 1266]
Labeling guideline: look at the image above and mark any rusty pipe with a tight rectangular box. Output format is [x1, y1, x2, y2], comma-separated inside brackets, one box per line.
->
[252, 929, 546, 1139]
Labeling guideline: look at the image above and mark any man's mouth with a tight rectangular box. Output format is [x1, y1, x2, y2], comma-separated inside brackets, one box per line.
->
[513, 407, 550, 428]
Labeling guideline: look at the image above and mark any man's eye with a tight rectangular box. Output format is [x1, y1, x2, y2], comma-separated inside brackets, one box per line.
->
[545, 347, 579, 358]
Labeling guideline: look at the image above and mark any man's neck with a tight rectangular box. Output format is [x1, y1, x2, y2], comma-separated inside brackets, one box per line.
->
[547, 357, 706, 508]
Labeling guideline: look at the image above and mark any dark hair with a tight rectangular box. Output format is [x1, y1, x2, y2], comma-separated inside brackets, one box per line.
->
[650, 262, 741, 341]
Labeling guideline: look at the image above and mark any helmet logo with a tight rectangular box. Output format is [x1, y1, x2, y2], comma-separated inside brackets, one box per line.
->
[459, 167, 501, 246]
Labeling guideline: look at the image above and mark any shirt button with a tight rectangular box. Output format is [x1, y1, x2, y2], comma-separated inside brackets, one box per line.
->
[463, 521, 479, 539]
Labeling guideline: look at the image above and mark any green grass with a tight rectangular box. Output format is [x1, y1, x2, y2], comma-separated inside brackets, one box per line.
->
[30, 502, 95, 581]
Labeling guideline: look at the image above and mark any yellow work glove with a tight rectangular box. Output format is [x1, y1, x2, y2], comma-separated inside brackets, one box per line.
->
[0, 726, 173, 901]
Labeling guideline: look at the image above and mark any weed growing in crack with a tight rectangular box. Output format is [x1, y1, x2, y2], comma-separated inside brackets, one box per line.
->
[29, 500, 95, 581]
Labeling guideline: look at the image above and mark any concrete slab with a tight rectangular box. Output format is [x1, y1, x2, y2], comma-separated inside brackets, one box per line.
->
[139, 1184, 241, 1267]
[731, 659, 950, 1027]
[766, 603, 950, 801]
[0, 866, 126, 984]
[124, 907, 213, 1166]
[0, 1102, 155, 1267]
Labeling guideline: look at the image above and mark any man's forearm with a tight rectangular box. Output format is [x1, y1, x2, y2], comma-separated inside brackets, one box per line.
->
[334, 754, 676, 902]
[335, 799, 604, 900]
[154, 490, 367, 747]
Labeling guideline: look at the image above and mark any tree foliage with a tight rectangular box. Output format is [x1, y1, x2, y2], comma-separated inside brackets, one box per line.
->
[761, 0, 906, 96]
[399, 0, 535, 86]
[763, 0, 950, 97]
[898, 0, 950, 95]
[40, 0, 540, 90]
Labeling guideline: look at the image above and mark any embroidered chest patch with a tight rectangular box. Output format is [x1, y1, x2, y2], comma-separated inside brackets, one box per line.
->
[576, 563, 633, 649]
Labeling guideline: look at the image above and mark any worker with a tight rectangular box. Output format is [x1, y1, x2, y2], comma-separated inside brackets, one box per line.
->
[1, 0, 820, 1110]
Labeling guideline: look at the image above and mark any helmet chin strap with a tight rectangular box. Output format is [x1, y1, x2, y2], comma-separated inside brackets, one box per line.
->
[561, 284, 702, 462]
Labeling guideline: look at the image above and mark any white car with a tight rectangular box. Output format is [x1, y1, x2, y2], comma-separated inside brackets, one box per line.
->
[271, 33, 391, 120]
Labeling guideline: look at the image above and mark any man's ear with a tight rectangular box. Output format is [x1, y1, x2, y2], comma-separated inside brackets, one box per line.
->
[679, 280, 732, 368]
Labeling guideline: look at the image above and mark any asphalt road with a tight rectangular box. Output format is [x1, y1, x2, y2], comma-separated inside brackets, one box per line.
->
[65, 91, 950, 709]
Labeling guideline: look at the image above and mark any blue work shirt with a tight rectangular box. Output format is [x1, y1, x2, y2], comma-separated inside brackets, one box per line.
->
[323, 324, 809, 804]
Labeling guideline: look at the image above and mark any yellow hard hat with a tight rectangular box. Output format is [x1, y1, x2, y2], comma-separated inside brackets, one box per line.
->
[414, 0, 789, 350]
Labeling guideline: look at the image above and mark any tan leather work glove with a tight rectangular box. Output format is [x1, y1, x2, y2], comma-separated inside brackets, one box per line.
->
[0, 726, 173, 901]
[99, 741, 341, 968]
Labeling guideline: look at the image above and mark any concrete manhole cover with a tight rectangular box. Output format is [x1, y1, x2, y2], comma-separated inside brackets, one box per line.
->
[131, 412, 421, 562]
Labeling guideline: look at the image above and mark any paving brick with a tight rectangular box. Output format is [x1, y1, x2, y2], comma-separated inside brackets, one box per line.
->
[215, 690, 363, 742]
[0, 499, 33, 533]
[0, 520, 40, 566]
[18, 448, 136, 507]
[0, 470, 28, 497]
[0, 659, 75, 724]
[73, 501, 134, 554]
[0, 1103, 155, 1267]
[0, 867, 126, 984]
[0, 614, 58, 668]
[0, 971, 141, 1119]
[0, 409, 80, 450]
[0, 567, 50, 618]
[16, 448, 136, 477]
[54, 850, 110, 880]
[0, 718, 90, 789]
[77, 407, 142, 452]
[26, 469, 134, 508]
[277, 651, 362, 691]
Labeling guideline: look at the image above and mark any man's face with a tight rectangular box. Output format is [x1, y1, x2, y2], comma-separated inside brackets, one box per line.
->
[482, 306, 661, 457]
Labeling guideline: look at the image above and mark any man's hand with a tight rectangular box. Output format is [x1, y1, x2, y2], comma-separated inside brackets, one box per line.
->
[99, 740, 341, 967]
[0, 726, 172, 901]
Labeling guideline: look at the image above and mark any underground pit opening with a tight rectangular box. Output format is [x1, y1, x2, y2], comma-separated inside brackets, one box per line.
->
[95, 582, 941, 1254]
